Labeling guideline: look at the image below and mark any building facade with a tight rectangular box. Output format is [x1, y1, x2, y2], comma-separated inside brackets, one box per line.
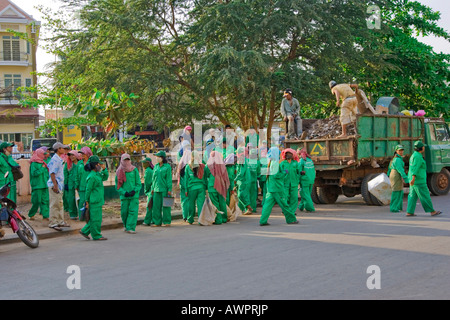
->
[0, 0, 41, 153]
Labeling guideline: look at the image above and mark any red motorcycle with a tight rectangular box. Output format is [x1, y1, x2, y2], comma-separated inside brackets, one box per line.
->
[0, 174, 39, 248]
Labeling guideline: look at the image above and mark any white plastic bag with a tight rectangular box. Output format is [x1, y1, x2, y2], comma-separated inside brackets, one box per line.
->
[198, 194, 218, 226]
[368, 173, 392, 205]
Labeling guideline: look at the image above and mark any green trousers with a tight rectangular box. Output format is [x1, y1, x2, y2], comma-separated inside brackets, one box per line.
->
[237, 183, 250, 211]
[209, 191, 227, 224]
[81, 205, 103, 240]
[28, 188, 49, 218]
[78, 190, 86, 221]
[299, 184, 315, 212]
[249, 180, 258, 212]
[390, 190, 404, 212]
[63, 189, 69, 212]
[286, 186, 299, 214]
[143, 195, 153, 225]
[152, 191, 172, 226]
[260, 192, 297, 225]
[188, 188, 205, 224]
[68, 188, 78, 218]
[260, 181, 267, 207]
[121, 197, 139, 231]
[407, 183, 435, 214]
[180, 187, 190, 220]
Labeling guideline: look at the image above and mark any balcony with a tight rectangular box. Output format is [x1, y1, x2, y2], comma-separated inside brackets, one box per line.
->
[0, 51, 30, 66]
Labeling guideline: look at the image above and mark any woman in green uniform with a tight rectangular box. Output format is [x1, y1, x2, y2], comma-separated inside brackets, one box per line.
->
[65, 150, 81, 220]
[115, 153, 141, 233]
[280, 148, 300, 215]
[177, 140, 191, 222]
[28, 148, 50, 219]
[235, 147, 253, 215]
[77, 147, 93, 220]
[297, 148, 316, 212]
[184, 151, 207, 224]
[406, 141, 441, 217]
[387, 145, 409, 213]
[259, 147, 299, 226]
[247, 148, 261, 213]
[142, 157, 154, 226]
[224, 153, 236, 206]
[151, 151, 172, 226]
[204, 151, 230, 224]
[79, 156, 109, 240]
[0, 142, 17, 203]
[258, 142, 269, 208]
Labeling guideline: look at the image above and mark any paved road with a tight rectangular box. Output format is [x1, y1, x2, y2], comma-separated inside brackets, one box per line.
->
[1, 194, 449, 301]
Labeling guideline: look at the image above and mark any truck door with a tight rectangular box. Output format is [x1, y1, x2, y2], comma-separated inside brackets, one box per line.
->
[429, 123, 450, 164]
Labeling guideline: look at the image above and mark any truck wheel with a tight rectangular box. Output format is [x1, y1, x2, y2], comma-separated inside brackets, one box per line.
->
[428, 168, 450, 196]
[361, 173, 383, 206]
[311, 185, 321, 204]
[317, 186, 339, 204]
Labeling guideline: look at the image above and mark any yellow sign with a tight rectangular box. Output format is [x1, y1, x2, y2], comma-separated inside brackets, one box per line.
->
[63, 125, 82, 145]
[311, 142, 325, 155]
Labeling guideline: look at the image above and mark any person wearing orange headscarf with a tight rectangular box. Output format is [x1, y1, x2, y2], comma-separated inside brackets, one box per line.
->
[28, 148, 50, 220]
[204, 151, 230, 224]
[65, 150, 82, 219]
[280, 148, 300, 215]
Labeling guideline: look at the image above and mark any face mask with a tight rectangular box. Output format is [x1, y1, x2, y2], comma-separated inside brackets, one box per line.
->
[285, 153, 293, 160]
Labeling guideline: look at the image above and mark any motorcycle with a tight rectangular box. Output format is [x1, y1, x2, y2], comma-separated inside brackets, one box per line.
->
[0, 172, 39, 248]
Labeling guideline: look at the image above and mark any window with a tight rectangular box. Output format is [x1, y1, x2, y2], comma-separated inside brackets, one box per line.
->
[434, 124, 449, 143]
[0, 133, 34, 152]
[3, 74, 22, 99]
[2, 36, 20, 61]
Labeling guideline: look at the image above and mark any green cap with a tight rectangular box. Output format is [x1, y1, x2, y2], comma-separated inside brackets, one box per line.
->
[414, 141, 426, 149]
[141, 157, 152, 163]
[88, 155, 104, 165]
[395, 144, 404, 151]
[155, 151, 166, 157]
[0, 142, 14, 150]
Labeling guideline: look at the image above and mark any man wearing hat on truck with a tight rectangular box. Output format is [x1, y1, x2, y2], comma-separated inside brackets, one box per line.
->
[329, 81, 359, 138]
[406, 141, 442, 217]
[280, 88, 302, 140]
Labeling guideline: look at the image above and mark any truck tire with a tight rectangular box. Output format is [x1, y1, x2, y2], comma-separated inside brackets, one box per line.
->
[361, 173, 383, 206]
[427, 168, 450, 196]
[317, 186, 339, 204]
[311, 185, 321, 204]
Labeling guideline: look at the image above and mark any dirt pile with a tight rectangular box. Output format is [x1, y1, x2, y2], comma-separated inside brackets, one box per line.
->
[304, 116, 356, 140]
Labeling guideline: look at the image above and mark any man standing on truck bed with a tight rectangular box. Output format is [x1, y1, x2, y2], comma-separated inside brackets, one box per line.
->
[329, 81, 358, 138]
[280, 88, 302, 140]
[406, 141, 442, 217]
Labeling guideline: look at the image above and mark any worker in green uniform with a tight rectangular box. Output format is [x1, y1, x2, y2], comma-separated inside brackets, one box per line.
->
[406, 141, 442, 217]
[177, 140, 191, 222]
[0, 142, 17, 203]
[387, 145, 409, 213]
[28, 148, 50, 219]
[142, 157, 154, 226]
[79, 155, 109, 240]
[65, 150, 81, 220]
[247, 148, 261, 213]
[151, 151, 173, 226]
[235, 147, 253, 215]
[258, 141, 269, 207]
[204, 151, 230, 224]
[221, 137, 236, 206]
[280, 148, 300, 215]
[77, 147, 93, 220]
[184, 151, 207, 224]
[115, 153, 142, 233]
[298, 148, 316, 212]
[259, 147, 299, 226]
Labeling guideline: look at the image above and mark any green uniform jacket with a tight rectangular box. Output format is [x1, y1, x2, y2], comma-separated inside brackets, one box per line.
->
[299, 158, 316, 185]
[77, 160, 90, 192]
[280, 160, 300, 188]
[266, 161, 287, 193]
[151, 163, 172, 193]
[29, 161, 50, 190]
[115, 168, 141, 200]
[85, 169, 109, 206]
[0, 153, 14, 186]
[144, 167, 153, 196]
[235, 162, 251, 187]
[388, 155, 409, 191]
[64, 162, 80, 190]
[184, 165, 207, 192]
[259, 158, 269, 183]
[408, 151, 427, 185]
[247, 158, 261, 183]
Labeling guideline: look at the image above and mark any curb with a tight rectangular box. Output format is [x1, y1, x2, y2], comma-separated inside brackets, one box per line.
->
[1, 211, 183, 245]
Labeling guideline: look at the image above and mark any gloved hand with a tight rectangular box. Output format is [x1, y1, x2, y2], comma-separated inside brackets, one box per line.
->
[124, 191, 130, 197]
[301, 171, 305, 175]
[129, 190, 136, 197]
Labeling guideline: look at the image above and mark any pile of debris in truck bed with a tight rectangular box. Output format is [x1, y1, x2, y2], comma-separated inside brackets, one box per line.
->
[303, 115, 356, 140]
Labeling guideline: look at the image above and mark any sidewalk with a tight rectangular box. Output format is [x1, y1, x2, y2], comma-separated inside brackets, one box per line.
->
[0, 198, 183, 245]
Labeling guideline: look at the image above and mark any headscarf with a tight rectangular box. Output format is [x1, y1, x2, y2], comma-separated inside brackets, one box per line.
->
[207, 151, 230, 199]
[116, 153, 136, 190]
[177, 141, 192, 184]
[298, 148, 311, 160]
[67, 150, 81, 170]
[29, 148, 48, 169]
[80, 146, 93, 159]
[189, 150, 205, 179]
[281, 148, 299, 161]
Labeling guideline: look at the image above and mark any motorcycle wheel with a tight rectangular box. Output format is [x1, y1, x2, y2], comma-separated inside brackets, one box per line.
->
[16, 219, 39, 248]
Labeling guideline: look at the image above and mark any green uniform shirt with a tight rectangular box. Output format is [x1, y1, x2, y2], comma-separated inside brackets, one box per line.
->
[85, 169, 109, 206]
[408, 151, 427, 185]
[280, 159, 300, 188]
[29, 161, 50, 190]
[144, 167, 153, 196]
[65, 162, 80, 190]
[0, 153, 14, 186]
[184, 165, 207, 192]
[247, 158, 261, 183]
[235, 162, 251, 187]
[151, 163, 172, 192]
[115, 168, 141, 200]
[266, 161, 287, 192]
[299, 157, 316, 185]
[77, 160, 90, 192]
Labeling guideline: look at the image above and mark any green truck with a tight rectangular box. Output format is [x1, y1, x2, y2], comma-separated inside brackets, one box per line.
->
[285, 114, 450, 205]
